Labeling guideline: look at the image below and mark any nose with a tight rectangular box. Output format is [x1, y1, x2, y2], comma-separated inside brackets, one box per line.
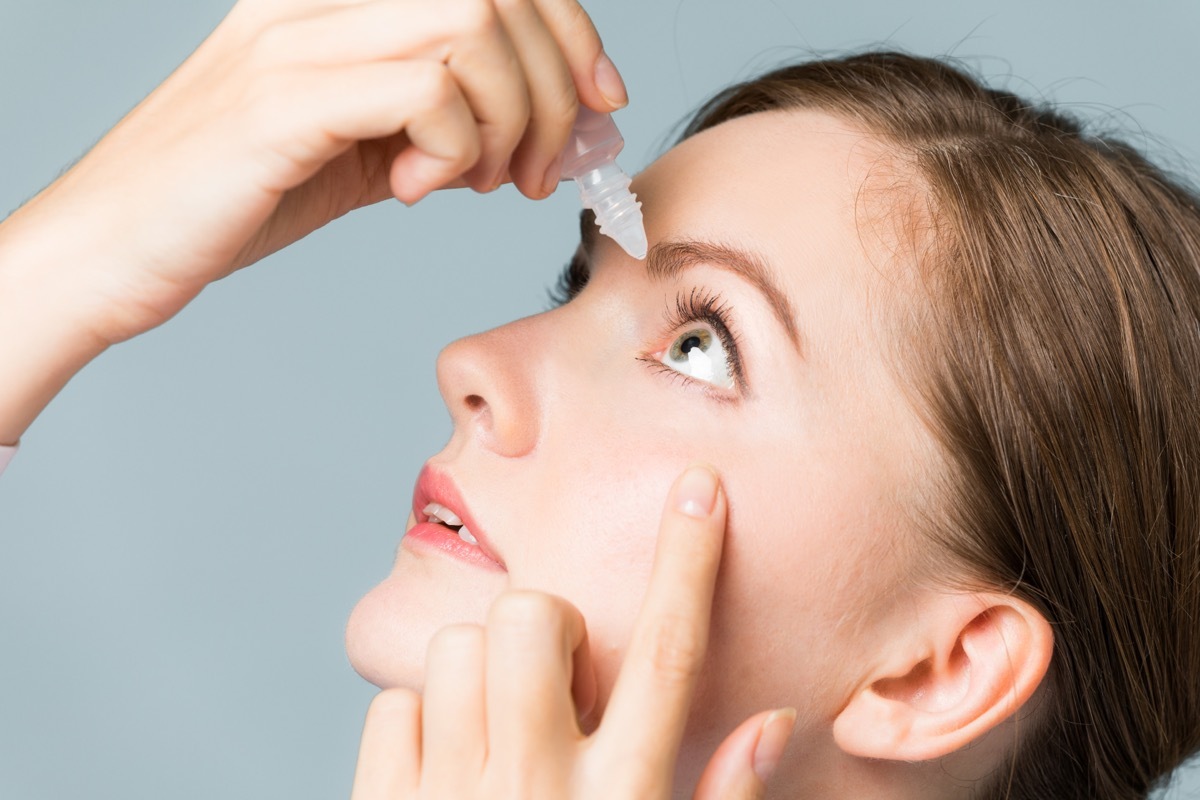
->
[435, 322, 541, 458]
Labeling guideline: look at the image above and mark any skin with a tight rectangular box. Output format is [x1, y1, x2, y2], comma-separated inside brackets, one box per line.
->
[0, 0, 794, 794]
[0, 0, 1056, 795]
[346, 109, 937, 797]
[0, 0, 624, 444]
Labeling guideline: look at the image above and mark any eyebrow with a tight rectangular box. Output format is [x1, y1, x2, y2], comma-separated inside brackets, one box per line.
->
[578, 209, 802, 351]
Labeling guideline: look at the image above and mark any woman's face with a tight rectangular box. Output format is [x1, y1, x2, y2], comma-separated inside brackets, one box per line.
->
[346, 109, 931, 784]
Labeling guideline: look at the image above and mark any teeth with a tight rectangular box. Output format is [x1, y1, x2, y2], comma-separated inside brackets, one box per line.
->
[421, 502, 479, 547]
[421, 502, 462, 527]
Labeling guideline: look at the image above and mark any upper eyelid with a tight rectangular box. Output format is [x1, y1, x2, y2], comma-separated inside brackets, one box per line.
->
[550, 243, 751, 389]
[605, 231, 803, 356]
[658, 288, 748, 391]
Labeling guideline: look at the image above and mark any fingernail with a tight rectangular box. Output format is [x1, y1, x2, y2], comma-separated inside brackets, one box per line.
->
[541, 153, 565, 197]
[752, 708, 796, 785]
[674, 464, 718, 518]
[593, 51, 628, 109]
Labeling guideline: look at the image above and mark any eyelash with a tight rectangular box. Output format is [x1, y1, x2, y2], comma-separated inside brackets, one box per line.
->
[647, 287, 747, 393]
[547, 251, 589, 308]
[547, 258, 747, 393]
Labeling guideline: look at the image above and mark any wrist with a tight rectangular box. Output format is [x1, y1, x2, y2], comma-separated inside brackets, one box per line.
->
[0, 214, 111, 444]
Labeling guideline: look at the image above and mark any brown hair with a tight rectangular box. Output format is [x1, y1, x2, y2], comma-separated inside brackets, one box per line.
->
[679, 52, 1200, 799]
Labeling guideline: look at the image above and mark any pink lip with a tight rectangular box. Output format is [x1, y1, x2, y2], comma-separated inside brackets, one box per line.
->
[404, 465, 507, 572]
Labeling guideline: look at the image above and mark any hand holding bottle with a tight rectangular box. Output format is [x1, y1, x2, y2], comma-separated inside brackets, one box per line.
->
[0, 0, 628, 443]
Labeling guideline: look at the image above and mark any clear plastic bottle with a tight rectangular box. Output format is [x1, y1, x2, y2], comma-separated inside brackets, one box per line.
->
[558, 107, 647, 260]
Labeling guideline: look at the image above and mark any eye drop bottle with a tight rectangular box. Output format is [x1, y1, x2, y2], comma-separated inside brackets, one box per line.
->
[558, 106, 647, 260]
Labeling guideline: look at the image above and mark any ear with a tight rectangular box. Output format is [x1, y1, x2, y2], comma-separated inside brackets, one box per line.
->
[832, 591, 1053, 762]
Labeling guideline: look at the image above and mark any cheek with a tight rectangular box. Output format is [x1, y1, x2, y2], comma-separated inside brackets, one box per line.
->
[511, 444, 688, 715]
[692, 430, 917, 723]
[507, 366, 748, 709]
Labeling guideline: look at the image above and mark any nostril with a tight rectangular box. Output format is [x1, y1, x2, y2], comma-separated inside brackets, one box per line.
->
[436, 331, 538, 458]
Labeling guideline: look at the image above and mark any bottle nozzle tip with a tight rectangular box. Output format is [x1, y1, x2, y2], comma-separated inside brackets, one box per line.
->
[610, 225, 647, 260]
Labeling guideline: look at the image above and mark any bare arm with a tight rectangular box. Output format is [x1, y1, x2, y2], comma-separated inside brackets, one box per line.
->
[0, 217, 108, 446]
[0, 0, 625, 448]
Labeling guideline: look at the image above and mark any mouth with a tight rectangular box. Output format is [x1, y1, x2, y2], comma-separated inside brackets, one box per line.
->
[421, 501, 479, 545]
[409, 465, 507, 571]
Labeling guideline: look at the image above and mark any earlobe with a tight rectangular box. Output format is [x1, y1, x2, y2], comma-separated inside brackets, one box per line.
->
[832, 592, 1053, 762]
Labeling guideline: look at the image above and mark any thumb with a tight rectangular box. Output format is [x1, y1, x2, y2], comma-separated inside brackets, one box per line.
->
[692, 708, 796, 800]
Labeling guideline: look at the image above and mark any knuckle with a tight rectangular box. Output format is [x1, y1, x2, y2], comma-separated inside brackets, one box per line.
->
[450, 0, 500, 39]
[643, 616, 705, 685]
[410, 62, 456, 109]
[543, 83, 579, 132]
[554, 2, 602, 52]
[493, 0, 529, 13]
[512, 78, 534, 122]
[494, 87, 532, 149]
[444, 138, 482, 180]
[458, 132, 484, 171]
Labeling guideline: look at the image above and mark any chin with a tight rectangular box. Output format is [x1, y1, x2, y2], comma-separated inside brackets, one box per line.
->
[345, 580, 425, 689]
[344, 558, 505, 688]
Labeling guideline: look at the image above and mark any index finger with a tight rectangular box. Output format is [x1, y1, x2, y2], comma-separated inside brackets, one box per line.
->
[531, 0, 628, 112]
[595, 464, 726, 779]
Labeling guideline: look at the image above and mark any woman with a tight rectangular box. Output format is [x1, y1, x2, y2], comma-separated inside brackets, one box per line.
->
[2, 1, 1197, 797]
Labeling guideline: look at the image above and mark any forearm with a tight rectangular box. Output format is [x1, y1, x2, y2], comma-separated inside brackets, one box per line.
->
[0, 213, 109, 445]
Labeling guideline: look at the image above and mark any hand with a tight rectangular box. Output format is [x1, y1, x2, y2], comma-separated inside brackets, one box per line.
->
[349, 465, 797, 799]
[1, 0, 626, 348]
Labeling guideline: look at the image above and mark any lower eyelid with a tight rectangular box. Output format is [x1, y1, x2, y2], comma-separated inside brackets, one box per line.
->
[643, 359, 741, 403]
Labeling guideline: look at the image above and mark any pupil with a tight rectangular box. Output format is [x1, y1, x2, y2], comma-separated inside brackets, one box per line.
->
[680, 334, 704, 354]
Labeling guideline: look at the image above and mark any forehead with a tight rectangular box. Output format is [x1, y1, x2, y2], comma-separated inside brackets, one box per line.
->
[630, 109, 913, 358]
[638, 109, 901, 272]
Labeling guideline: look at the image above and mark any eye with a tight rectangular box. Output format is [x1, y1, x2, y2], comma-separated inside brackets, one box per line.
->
[659, 325, 734, 389]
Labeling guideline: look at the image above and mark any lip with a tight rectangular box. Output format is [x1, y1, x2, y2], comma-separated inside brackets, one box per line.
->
[405, 464, 507, 572]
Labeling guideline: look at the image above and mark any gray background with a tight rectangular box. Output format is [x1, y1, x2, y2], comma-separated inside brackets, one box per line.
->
[2, 0, 1198, 797]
